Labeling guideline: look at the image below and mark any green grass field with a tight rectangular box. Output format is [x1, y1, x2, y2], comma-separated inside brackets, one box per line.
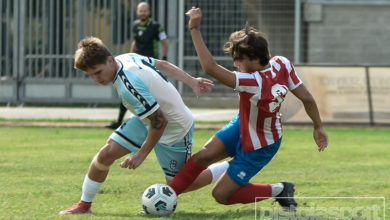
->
[0, 126, 389, 219]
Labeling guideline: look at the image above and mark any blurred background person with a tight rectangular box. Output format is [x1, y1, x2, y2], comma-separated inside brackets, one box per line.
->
[106, 1, 169, 129]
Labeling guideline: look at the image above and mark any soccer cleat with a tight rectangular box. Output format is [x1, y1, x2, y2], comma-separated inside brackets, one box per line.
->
[275, 181, 298, 212]
[59, 202, 92, 215]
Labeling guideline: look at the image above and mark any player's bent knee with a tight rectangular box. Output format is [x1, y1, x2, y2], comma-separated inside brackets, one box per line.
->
[212, 188, 229, 205]
[91, 145, 115, 171]
[92, 155, 110, 171]
[194, 151, 214, 167]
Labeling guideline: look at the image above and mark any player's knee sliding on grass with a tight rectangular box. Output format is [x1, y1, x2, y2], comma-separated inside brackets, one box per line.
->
[170, 116, 297, 210]
[170, 125, 297, 210]
[170, 7, 328, 211]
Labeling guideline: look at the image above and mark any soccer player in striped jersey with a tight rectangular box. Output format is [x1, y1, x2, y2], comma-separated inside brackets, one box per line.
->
[169, 7, 328, 211]
[59, 37, 229, 215]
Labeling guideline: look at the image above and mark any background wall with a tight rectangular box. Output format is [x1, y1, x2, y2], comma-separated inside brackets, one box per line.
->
[304, 1, 390, 65]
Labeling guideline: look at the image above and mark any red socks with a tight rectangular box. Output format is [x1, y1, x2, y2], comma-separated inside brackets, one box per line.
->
[226, 183, 272, 205]
[169, 156, 206, 195]
[169, 155, 272, 205]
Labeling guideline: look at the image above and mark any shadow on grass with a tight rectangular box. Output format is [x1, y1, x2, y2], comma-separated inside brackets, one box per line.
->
[93, 209, 256, 219]
[91, 212, 134, 218]
[170, 210, 256, 219]
[171, 209, 338, 219]
[94, 209, 335, 219]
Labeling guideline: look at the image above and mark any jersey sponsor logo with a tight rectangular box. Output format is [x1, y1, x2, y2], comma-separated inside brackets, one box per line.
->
[269, 84, 288, 112]
[138, 30, 143, 36]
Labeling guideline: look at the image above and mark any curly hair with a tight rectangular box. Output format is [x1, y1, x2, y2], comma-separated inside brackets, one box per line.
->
[223, 23, 270, 66]
[74, 37, 112, 71]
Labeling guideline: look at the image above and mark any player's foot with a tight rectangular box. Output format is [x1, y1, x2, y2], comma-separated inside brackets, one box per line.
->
[59, 202, 92, 215]
[275, 181, 297, 212]
[105, 122, 121, 130]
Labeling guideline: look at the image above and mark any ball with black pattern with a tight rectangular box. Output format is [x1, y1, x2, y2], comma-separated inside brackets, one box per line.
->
[141, 184, 177, 216]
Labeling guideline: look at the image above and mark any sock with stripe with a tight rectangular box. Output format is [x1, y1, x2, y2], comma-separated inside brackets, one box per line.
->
[226, 183, 272, 205]
[271, 182, 284, 197]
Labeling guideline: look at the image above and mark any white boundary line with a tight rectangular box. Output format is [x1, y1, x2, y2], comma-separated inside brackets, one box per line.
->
[254, 197, 385, 220]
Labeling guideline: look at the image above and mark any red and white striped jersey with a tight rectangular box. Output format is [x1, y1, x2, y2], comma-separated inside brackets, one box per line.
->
[235, 56, 302, 152]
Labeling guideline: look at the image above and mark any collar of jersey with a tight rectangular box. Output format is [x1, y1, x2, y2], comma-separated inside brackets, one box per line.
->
[137, 18, 152, 26]
[113, 59, 123, 83]
[260, 67, 271, 73]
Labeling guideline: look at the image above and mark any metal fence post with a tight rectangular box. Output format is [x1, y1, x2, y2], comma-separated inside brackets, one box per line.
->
[13, 0, 22, 103]
[19, 0, 26, 102]
[365, 66, 374, 126]
[294, 0, 301, 64]
[177, 0, 184, 94]
[12, 0, 19, 79]
[77, 0, 85, 42]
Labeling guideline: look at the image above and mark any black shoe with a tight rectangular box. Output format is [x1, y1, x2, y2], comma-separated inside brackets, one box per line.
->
[105, 122, 121, 130]
[275, 181, 297, 212]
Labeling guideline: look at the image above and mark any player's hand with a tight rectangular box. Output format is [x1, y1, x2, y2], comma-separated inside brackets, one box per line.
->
[191, 77, 214, 98]
[120, 152, 147, 169]
[313, 127, 328, 152]
[185, 7, 202, 30]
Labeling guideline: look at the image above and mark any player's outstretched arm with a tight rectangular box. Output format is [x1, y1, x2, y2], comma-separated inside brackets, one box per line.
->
[155, 59, 214, 98]
[291, 84, 328, 152]
[186, 7, 236, 88]
[120, 108, 168, 169]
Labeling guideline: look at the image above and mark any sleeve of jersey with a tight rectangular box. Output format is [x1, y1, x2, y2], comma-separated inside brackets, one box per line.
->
[135, 54, 155, 65]
[157, 24, 168, 41]
[120, 71, 159, 119]
[286, 60, 303, 90]
[147, 56, 155, 66]
[132, 24, 137, 40]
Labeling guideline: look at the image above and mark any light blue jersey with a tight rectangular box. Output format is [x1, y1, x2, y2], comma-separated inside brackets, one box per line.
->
[112, 53, 193, 145]
[113, 55, 159, 119]
[109, 53, 194, 179]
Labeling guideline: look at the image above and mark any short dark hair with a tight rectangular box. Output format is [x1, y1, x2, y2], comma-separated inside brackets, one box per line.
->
[74, 37, 112, 71]
[223, 23, 270, 66]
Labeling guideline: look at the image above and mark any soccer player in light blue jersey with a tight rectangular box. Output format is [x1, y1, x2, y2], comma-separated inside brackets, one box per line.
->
[59, 37, 229, 215]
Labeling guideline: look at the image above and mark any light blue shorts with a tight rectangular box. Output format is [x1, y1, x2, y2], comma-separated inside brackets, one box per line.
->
[110, 116, 193, 180]
[216, 113, 281, 186]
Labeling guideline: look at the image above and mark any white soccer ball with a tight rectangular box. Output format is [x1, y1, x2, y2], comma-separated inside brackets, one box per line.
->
[141, 183, 177, 216]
